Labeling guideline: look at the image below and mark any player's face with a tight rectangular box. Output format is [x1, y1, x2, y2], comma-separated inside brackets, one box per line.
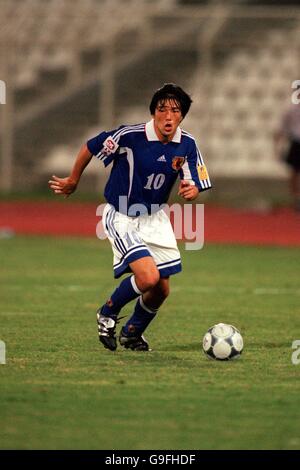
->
[153, 99, 183, 143]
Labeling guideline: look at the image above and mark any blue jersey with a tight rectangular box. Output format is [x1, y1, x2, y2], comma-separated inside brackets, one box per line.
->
[87, 119, 212, 215]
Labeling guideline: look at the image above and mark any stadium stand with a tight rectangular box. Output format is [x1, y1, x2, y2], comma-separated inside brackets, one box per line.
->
[185, 9, 300, 177]
[0, 0, 300, 190]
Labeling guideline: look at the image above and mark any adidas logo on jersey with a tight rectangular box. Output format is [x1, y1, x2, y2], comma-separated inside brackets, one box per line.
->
[157, 155, 166, 162]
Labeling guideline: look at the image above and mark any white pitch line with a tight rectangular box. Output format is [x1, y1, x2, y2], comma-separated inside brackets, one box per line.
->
[173, 286, 300, 296]
[253, 287, 300, 295]
[3, 285, 300, 295]
[2, 285, 98, 292]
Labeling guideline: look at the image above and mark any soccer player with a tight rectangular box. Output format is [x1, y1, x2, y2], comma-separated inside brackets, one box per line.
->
[49, 83, 212, 351]
[275, 102, 300, 211]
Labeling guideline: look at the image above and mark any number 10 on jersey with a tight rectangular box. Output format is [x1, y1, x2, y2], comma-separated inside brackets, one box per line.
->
[144, 173, 166, 190]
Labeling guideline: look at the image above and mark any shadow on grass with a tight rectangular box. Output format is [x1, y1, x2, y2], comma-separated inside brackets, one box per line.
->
[161, 342, 201, 352]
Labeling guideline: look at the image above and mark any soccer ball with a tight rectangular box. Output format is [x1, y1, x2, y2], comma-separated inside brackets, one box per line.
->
[202, 323, 243, 360]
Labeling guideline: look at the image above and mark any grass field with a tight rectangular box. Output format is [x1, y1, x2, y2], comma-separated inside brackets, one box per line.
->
[0, 236, 300, 450]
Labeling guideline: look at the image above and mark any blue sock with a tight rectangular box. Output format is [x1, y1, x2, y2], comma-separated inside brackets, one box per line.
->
[101, 275, 142, 318]
[123, 296, 157, 336]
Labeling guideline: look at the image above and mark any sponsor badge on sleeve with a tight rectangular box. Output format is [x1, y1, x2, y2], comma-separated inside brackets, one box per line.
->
[198, 164, 208, 181]
[103, 136, 119, 155]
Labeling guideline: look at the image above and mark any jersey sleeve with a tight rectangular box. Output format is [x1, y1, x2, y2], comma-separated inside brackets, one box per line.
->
[86, 126, 125, 167]
[179, 140, 212, 192]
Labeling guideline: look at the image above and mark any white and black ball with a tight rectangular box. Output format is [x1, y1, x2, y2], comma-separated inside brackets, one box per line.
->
[203, 323, 243, 360]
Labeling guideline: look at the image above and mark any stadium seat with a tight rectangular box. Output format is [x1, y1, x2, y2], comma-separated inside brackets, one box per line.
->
[4, 1, 300, 184]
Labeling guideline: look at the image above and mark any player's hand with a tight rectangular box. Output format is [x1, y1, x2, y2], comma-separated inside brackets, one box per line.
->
[178, 180, 199, 201]
[48, 175, 77, 197]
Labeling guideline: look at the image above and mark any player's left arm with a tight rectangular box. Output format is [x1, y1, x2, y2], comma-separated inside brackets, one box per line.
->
[178, 180, 199, 201]
[178, 140, 212, 201]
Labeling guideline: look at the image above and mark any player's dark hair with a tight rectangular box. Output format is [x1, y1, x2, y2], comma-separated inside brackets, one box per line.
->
[149, 83, 192, 118]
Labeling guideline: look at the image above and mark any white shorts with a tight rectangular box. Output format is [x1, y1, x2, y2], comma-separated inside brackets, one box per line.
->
[102, 204, 182, 279]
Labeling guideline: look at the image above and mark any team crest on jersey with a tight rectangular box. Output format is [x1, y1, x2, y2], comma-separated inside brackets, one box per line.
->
[172, 156, 185, 171]
[198, 164, 208, 181]
[102, 136, 119, 155]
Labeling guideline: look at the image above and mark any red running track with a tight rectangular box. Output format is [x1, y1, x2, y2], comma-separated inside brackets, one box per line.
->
[0, 201, 299, 246]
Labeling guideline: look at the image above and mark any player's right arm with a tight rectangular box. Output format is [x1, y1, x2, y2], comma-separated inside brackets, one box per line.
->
[48, 144, 92, 197]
